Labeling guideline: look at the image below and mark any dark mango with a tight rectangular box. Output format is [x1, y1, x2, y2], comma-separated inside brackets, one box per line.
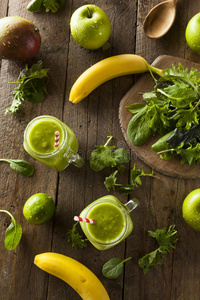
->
[0, 16, 41, 60]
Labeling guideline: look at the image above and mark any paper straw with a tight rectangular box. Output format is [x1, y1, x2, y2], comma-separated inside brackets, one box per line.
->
[74, 216, 95, 224]
[54, 131, 60, 148]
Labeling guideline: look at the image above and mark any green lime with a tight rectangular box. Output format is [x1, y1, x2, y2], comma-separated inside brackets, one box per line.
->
[182, 189, 200, 231]
[185, 13, 200, 54]
[23, 193, 55, 225]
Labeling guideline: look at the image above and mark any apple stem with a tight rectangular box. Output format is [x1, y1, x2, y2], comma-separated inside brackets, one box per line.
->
[87, 7, 92, 18]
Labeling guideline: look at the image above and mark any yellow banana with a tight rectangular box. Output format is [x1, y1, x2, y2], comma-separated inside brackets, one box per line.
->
[34, 252, 110, 300]
[69, 54, 163, 104]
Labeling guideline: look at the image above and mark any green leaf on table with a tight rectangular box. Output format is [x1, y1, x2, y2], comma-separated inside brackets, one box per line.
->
[0, 210, 22, 250]
[0, 159, 34, 177]
[5, 61, 49, 114]
[104, 164, 155, 195]
[102, 257, 132, 279]
[89, 136, 130, 172]
[138, 225, 178, 274]
[66, 222, 87, 249]
[126, 103, 147, 114]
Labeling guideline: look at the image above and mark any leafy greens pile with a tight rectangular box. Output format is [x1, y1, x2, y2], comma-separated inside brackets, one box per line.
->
[5, 61, 49, 114]
[27, 0, 65, 13]
[126, 63, 200, 165]
[138, 225, 178, 274]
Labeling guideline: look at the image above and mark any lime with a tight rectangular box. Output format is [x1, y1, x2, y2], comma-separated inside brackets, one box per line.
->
[182, 189, 200, 231]
[23, 193, 55, 225]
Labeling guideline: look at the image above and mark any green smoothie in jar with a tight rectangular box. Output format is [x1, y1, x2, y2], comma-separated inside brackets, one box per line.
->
[23, 115, 84, 171]
[79, 195, 139, 250]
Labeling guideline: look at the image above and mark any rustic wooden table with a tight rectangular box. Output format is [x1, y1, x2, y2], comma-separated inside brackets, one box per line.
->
[1, 0, 200, 299]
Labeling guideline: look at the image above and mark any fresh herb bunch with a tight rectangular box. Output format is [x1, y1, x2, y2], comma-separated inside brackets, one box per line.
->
[66, 222, 87, 249]
[27, 0, 65, 13]
[104, 164, 155, 195]
[0, 159, 34, 176]
[89, 136, 130, 172]
[138, 225, 178, 274]
[0, 210, 22, 250]
[127, 64, 200, 165]
[5, 61, 49, 114]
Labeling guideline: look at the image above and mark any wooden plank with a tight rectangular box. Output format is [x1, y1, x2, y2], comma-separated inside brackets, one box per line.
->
[48, 0, 138, 299]
[0, 1, 72, 299]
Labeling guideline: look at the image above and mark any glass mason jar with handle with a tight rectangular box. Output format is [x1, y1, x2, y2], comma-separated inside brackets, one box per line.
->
[79, 195, 139, 250]
[23, 115, 84, 171]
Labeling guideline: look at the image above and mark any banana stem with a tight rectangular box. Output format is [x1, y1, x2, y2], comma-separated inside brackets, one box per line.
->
[147, 64, 163, 77]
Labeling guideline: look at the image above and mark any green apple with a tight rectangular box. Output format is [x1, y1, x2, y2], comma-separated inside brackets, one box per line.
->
[185, 12, 200, 54]
[70, 5, 111, 50]
[182, 189, 200, 231]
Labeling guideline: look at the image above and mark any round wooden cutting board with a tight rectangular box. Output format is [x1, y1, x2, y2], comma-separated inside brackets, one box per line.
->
[119, 55, 200, 179]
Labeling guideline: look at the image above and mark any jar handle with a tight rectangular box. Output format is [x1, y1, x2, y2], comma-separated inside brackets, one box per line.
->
[68, 149, 84, 168]
[124, 199, 139, 212]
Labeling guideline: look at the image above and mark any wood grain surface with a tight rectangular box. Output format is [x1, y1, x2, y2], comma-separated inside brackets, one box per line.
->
[1, 1, 200, 300]
[119, 55, 200, 178]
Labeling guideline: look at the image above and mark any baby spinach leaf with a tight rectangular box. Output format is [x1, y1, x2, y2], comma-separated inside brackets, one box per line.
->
[0, 159, 34, 176]
[127, 106, 153, 146]
[125, 103, 147, 114]
[102, 257, 132, 279]
[0, 210, 22, 250]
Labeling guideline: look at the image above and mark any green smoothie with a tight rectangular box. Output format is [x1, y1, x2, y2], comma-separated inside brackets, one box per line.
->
[79, 195, 135, 250]
[28, 120, 64, 154]
[87, 203, 125, 243]
[24, 116, 84, 171]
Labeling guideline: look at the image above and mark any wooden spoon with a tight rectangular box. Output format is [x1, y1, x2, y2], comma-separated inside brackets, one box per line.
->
[143, 0, 178, 39]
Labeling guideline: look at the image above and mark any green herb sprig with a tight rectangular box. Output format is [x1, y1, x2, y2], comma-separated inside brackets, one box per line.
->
[66, 222, 87, 249]
[0, 159, 34, 176]
[102, 257, 132, 279]
[138, 225, 178, 274]
[104, 164, 155, 195]
[89, 136, 130, 172]
[0, 210, 22, 250]
[27, 0, 65, 13]
[5, 61, 49, 114]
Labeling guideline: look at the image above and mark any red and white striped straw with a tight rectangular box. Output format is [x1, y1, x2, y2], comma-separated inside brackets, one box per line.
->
[54, 131, 60, 148]
[74, 216, 95, 224]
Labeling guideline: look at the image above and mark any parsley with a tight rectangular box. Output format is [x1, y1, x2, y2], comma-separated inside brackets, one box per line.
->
[104, 165, 155, 195]
[138, 225, 178, 274]
[5, 61, 49, 114]
[89, 136, 130, 172]
[127, 63, 200, 165]
[27, 0, 65, 13]
[66, 222, 87, 249]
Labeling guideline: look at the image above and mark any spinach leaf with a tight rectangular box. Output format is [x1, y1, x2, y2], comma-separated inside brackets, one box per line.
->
[125, 103, 147, 114]
[102, 257, 132, 279]
[127, 106, 153, 146]
[0, 159, 34, 176]
[0, 210, 22, 250]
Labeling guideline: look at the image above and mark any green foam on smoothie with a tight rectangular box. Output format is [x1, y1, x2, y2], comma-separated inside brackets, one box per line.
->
[87, 203, 126, 243]
[28, 120, 63, 154]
